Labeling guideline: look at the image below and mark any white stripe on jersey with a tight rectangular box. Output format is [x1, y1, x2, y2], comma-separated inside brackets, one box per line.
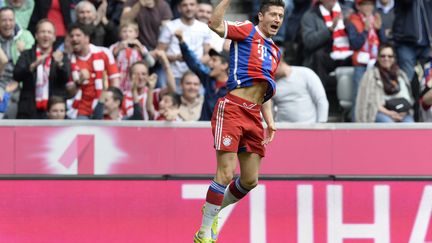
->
[233, 41, 240, 87]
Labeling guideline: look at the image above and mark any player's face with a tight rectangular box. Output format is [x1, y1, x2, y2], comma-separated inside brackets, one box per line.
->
[35, 22, 56, 50]
[179, 0, 198, 20]
[258, 6, 284, 38]
[181, 74, 200, 101]
[47, 103, 66, 120]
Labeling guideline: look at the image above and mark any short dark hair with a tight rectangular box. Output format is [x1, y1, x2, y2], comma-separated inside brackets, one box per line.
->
[107, 87, 124, 107]
[0, 6, 14, 16]
[47, 96, 66, 111]
[68, 22, 93, 37]
[259, 0, 285, 14]
[198, 0, 212, 5]
[162, 92, 181, 108]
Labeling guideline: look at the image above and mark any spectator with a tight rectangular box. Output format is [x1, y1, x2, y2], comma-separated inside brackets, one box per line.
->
[178, 71, 203, 121]
[375, 0, 394, 41]
[92, 86, 143, 120]
[13, 19, 70, 119]
[46, 95, 67, 119]
[5, 0, 34, 30]
[0, 46, 7, 72]
[175, 30, 229, 121]
[419, 59, 432, 121]
[110, 21, 155, 93]
[89, 0, 125, 26]
[146, 75, 182, 121]
[121, 0, 173, 50]
[66, 23, 120, 119]
[346, 0, 386, 120]
[355, 43, 414, 122]
[122, 50, 176, 119]
[273, 59, 329, 123]
[196, 0, 226, 52]
[0, 6, 35, 118]
[29, 0, 73, 47]
[301, 0, 353, 88]
[393, 0, 432, 82]
[157, 0, 211, 85]
[75, 0, 118, 47]
[0, 81, 18, 119]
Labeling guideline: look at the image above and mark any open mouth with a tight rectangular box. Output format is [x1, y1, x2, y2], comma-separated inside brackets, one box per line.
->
[270, 25, 278, 31]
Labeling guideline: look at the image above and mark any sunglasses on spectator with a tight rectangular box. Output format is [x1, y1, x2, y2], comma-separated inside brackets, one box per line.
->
[379, 54, 394, 58]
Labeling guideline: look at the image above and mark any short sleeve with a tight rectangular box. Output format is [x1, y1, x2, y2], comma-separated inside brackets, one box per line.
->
[158, 23, 172, 44]
[225, 20, 253, 41]
[101, 48, 120, 80]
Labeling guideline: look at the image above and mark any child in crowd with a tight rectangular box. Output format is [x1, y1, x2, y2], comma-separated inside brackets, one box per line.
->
[110, 21, 155, 93]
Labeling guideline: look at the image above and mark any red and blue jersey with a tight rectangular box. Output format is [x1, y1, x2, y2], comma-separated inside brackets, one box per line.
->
[224, 20, 282, 103]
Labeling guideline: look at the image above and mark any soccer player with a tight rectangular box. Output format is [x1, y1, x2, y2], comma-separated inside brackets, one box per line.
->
[193, 0, 285, 242]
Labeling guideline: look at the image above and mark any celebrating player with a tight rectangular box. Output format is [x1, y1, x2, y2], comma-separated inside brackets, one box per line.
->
[194, 0, 285, 242]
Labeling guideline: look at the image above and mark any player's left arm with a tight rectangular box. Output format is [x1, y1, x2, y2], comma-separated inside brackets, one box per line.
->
[209, 0, 230, 37]
[261, 99, 276, 145]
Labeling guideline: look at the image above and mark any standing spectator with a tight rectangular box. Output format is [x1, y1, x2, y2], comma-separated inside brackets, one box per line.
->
[376, 0, 394, 41]
[196, 0, 227, 53]
[273, 60, 329, 123]
[75, 0, 118, 47]
[157, 0, 211, 85]
[178, 71, 203, 121]
[5, 0, 34, 30]
[175, 30, 229, 121]
[89, 0, 125, 26]
[393, 0, 432, 82]
[121, 0, 173, 50]
[66, 23, 120, 119]
[346, 0, 386, 120]
[29, 0, 73, 47]
[301, 0, 353, 88]
[355, 43, 414, 122]
[0, 6, 35, 118]
[46, 95, 67, 119]
[13, 19, 70, 119]
[110, 21, 155, 93]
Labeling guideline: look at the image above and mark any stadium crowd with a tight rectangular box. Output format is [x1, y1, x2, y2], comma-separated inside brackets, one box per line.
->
[0, 0, 431, 123]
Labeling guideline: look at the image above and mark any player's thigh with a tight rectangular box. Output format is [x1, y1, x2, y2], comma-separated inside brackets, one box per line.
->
[238, 152, 262, 189]
[214, 150, 238, 185]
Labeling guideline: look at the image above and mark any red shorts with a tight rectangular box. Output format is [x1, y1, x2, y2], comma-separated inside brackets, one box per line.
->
[211, 93, 265, 157]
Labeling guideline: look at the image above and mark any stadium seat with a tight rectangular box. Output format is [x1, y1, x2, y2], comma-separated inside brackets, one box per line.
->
[335, 67, 355, 121]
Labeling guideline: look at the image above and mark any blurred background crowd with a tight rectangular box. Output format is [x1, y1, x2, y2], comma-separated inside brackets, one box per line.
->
[0, 0, 431, 123]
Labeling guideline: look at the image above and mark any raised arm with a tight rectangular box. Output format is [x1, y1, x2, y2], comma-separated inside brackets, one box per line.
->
[208, 0, 231, 37]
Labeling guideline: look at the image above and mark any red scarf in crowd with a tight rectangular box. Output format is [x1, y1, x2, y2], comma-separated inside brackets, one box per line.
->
[35, 48, 52, 110]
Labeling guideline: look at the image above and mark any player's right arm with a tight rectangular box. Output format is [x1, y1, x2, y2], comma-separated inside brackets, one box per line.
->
[208, 0, 230, 37]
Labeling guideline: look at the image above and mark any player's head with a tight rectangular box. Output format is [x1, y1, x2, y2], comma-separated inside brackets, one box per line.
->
[257, 0, 285, 38]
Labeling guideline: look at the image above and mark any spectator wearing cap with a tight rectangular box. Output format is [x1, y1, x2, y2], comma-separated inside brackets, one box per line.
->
[175, 29, 228, 121]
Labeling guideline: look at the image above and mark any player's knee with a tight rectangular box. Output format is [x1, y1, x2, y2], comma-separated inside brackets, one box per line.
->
[216, 167, 235, 185]
[241, 177, 258, 190]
